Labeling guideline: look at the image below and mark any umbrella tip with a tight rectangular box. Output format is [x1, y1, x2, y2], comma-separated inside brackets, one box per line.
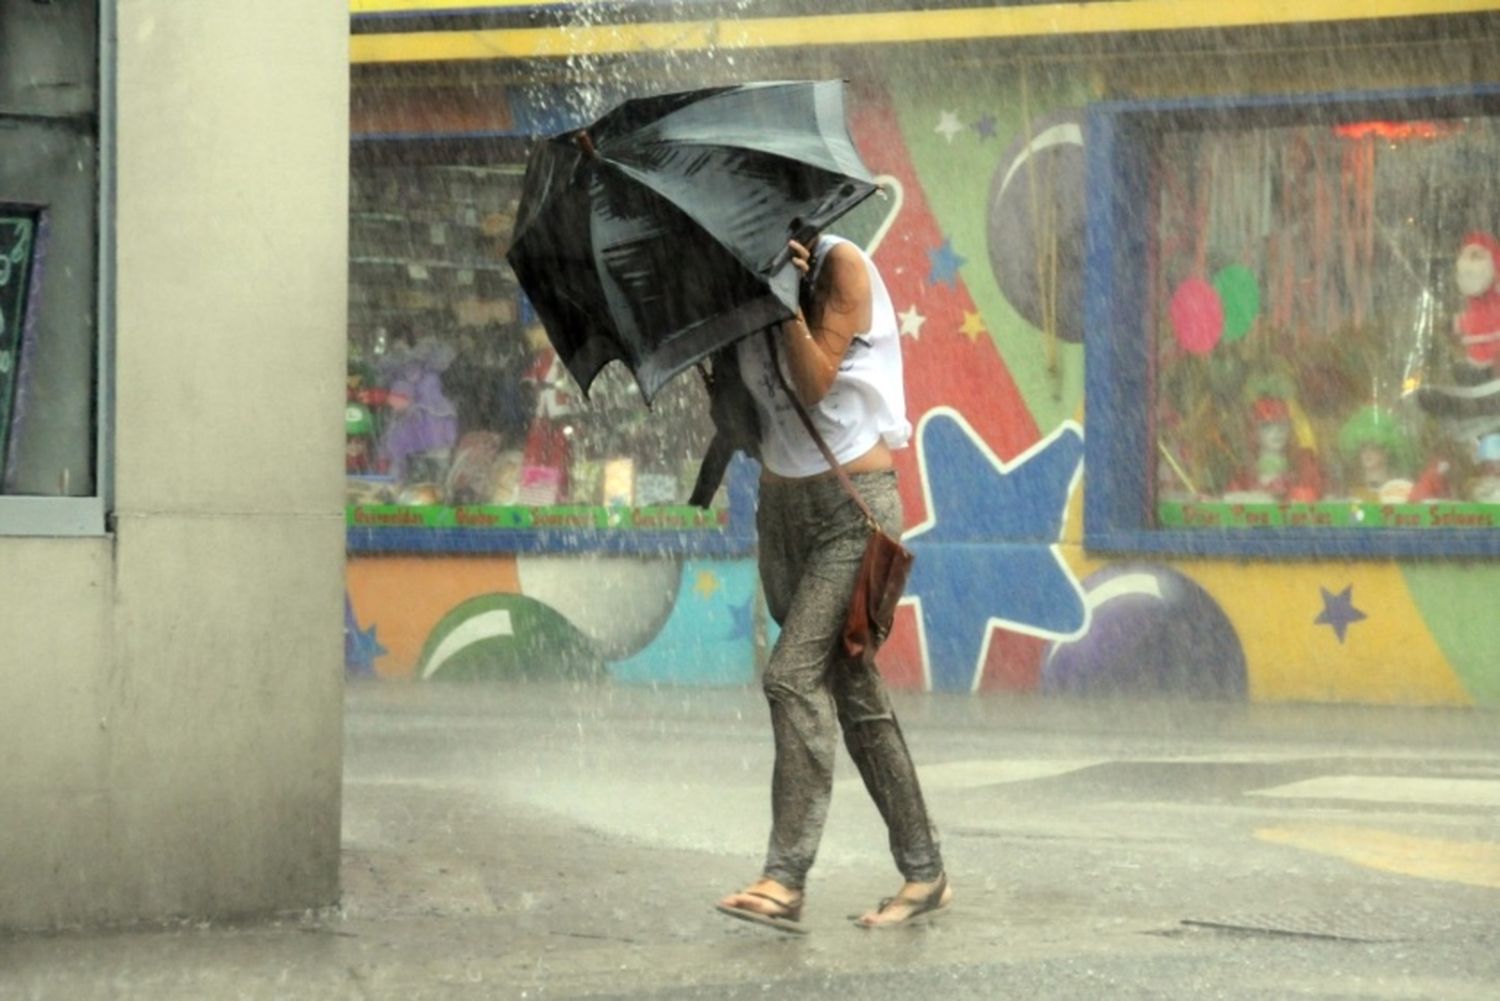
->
[575, 130, 599, 159]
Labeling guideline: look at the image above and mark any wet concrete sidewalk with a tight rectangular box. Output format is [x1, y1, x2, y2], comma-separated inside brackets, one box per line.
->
[4, 681, 1499, 999]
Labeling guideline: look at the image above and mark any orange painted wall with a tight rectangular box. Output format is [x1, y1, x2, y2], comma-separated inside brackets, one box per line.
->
[347, 556, 520, 677]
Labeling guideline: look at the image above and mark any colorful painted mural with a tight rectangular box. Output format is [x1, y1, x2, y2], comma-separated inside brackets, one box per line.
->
[347, 552, 760, 684]
[864, 69, 1500, 706]
[345, 58, 1500, 707]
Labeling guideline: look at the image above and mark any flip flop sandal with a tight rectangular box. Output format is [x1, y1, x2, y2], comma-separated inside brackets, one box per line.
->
[852, 875, 950, 929]
[715, 892, 808, 935]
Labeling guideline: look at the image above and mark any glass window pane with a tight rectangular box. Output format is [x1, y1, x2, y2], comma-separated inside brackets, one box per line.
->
[1151, 114, 1500, 530]
[0, 0, 99, 500]
[0, 0, 96, 119]
[347, 156, 720, 534]
[0, 125, 98, 497]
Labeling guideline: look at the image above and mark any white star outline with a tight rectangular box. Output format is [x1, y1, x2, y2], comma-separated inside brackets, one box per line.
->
[900, 406, 1092, 693]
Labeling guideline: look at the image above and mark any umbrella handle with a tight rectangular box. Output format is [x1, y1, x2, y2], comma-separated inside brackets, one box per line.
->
[575, 131, 598, 159]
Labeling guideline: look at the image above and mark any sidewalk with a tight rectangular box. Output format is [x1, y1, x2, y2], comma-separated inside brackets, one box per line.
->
[3, 682, 1498, 999]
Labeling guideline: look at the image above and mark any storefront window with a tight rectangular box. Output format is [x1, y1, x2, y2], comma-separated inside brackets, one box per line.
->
[346, 154, 725, 545]
[1148, 111, 1500, 531]
[0, 1, 100, 511]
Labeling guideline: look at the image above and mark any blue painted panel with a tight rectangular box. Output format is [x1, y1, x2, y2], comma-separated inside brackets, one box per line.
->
[609, 558, 760, 686]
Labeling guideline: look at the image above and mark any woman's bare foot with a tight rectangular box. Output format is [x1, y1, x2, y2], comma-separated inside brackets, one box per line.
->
[716, 877, 807, 934]
[717, 877, 802, 917]
[854, 875, 952, 928]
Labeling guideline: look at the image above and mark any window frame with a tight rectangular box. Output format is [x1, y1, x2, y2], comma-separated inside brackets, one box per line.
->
[1083, 81, 1500, 559]
[0, 0, 113, 537]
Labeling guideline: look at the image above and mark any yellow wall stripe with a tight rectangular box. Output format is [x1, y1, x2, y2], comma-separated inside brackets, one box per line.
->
[351, 1, 1500, 63]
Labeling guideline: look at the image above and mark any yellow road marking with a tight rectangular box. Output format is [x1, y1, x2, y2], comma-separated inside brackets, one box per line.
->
[1258, 825, 1500, 890]
[351, 1, 1500, 63]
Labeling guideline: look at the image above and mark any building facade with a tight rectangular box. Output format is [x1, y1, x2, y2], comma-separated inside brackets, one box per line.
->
[344, 1, 1500, 707]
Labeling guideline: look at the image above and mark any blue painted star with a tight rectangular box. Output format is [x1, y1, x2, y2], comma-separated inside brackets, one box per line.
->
[725, 600, 754, 642]
[1314, 585, 1367, 643]
[903, 409, 1088, 692]
[345, 594, 387, 676]
[926, 238, 967, 287]
[973, 114, 998, 140]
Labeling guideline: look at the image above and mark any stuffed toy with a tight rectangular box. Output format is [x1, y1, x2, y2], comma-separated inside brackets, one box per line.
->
[1337, 406, 1416, 503]
[1471, 432, 1500, 503]
[1226, 375, 1322, 502]
[1227, 396, 1321, 502]
[1455, 231, 1500, 380]
[1415, 233, 1500, 418]
[378, 336, 459, 483]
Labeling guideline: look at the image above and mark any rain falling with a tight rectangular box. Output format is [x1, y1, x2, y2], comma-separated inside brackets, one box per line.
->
[3, 2, 1499, 999]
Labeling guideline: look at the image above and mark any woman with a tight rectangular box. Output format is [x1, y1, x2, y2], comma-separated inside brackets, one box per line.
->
[715, 233, 951, 931]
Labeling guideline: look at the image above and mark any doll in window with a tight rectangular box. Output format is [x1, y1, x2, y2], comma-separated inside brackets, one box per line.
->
[1454, 232, 1500, 385]
[378, 334, 460, 484]
[1336, 406, 1417, 503]
[1226, 393, 1322, 502]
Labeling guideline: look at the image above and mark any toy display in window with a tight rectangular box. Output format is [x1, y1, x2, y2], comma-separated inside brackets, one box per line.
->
[1225, 389, 1322, 503]
[1417, 232, 1500, 420]
[444, 430, 523, 505]
[345, 359, 389, 477]
[1336, 406, 1416, 503]
[342, 296, 719, 515]
[1469, 433, 1500, 502]
[378, 334, 460, 484]
[1454, 232, 1500, 382]
[440, 324, 535, 506]
[517, 299, 578, 505]
[345, 403, 377, 474]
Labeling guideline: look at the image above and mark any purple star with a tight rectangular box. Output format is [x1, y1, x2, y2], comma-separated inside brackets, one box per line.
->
[1314, 585, 1367, 644]
[973, 115, 998, 140]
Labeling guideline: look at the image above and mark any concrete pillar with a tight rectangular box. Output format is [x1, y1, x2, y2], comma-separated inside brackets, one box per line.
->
[0, 0, 348, 929]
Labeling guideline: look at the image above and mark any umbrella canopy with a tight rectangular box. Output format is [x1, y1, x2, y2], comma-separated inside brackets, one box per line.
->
[505, 80, 878, 401]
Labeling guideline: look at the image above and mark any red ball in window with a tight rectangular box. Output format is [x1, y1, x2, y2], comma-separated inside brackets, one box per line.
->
[1169, 277, 1224, 356]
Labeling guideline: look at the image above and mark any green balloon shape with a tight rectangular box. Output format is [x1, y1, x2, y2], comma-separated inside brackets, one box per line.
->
[1212, 265, 1260, 342]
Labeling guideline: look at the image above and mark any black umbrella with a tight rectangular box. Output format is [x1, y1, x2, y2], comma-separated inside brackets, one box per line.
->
[505, 80, 879, 401]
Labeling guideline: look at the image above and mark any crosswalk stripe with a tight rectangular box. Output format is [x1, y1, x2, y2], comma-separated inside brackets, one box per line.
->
[1248, 776, 1500, 808]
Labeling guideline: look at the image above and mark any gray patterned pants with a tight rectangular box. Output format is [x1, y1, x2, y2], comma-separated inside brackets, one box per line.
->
[756, 469, 943, 890]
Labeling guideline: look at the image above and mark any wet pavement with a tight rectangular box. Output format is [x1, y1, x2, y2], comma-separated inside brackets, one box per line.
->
[4, 681, 1498, 999]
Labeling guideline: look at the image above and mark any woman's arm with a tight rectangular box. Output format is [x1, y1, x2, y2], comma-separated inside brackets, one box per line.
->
[779, 242, 873, 407]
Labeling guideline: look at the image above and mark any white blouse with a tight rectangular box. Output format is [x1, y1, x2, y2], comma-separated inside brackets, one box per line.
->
[737, 235, 911, 478]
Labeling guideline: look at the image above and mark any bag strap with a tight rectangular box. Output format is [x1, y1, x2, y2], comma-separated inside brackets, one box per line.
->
[764, 329, 880, 531]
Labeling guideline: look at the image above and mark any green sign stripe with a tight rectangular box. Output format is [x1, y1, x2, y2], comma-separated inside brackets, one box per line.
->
[1158, 501, 1500, 530]
[348, 504, 730, 531]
